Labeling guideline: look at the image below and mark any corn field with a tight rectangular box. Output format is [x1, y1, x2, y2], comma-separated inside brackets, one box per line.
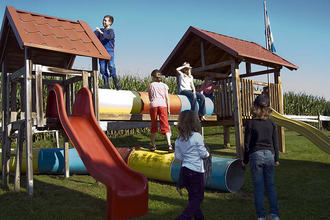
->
[0, 74, 329, 121]
[283, 91, 329, 115]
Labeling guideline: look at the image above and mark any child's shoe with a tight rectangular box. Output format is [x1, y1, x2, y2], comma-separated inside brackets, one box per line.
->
[168, 145, 174, 153]
[150, 145, 156, 151]
[268, 214, 280, 220]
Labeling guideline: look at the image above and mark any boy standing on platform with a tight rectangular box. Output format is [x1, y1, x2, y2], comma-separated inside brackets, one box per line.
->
[95, 15, 121, 90]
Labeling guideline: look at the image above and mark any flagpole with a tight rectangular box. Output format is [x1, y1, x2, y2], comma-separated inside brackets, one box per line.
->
[264, 1, 269, 51]
[264, 1, 271, 91]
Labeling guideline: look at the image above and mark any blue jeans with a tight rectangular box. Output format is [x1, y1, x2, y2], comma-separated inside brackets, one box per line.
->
[204, 93, 214, 102]
[249, 150, 279, 218]
[179, 90, 206, 116]
[99, 50, 120, 89]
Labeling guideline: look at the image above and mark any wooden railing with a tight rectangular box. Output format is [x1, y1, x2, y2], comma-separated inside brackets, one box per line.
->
[214, 78, 282, 119]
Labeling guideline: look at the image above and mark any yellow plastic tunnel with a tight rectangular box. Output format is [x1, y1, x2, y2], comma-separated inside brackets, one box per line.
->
[128, 149, 174, 182]
[0, 148, 40, 173]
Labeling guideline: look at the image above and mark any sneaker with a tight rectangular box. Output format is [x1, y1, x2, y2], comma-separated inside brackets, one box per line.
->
[268, 214, 280, 220]
[168, 146, 174, 153]
[150, 146, 156, 152]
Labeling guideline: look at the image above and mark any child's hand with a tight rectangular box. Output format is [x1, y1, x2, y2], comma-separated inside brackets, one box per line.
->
[275, 161, 280, 167]
[96, 27, 103, 34]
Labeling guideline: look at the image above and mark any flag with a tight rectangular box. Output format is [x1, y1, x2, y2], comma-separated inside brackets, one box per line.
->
[264, 1, 276, 53]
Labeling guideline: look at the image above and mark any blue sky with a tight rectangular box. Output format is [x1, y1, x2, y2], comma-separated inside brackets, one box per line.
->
[1, 0, 330, 100]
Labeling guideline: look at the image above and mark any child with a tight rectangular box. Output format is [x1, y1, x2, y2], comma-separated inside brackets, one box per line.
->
[147, 69, 173, 152]
[95, 15, 121, 90]
[200, 76, 217, 101]
[176, 62, 206, 121]
[174, 110, 210, 220]
[242, 95, 280, 220]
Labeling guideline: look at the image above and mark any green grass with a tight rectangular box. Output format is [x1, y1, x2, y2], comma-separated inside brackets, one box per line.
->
[1, 127, 330, 219]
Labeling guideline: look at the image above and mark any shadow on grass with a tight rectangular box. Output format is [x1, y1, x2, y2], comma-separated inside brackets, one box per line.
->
[110, 134, 151, 148]
[142, 157, 330, 220]
[0, 176, 106, 220]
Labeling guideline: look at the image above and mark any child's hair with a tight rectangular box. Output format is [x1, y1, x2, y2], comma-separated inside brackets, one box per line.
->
[104, 15, 114, 24]
[177, 110, 202, 141]
[151, 69, 162, 82]
[251, 103, 272, 120]
[182, 62, 191, 74]
[262, 86, 269, 96]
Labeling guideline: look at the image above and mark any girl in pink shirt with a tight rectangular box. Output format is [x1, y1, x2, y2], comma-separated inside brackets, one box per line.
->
[148, 69, 173, 152]
[200, 76, 217, 101]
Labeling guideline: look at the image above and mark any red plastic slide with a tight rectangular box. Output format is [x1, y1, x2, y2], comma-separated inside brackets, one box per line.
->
[46, 84, 148, 219]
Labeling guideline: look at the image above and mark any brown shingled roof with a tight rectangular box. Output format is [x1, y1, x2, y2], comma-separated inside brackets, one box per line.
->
[0, 6, 110, 72]
[160, 26, 298, 79]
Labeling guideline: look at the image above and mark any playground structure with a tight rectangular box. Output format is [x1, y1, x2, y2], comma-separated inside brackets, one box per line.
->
[0, 6, 295, 189]
[2, 5, 329, 220]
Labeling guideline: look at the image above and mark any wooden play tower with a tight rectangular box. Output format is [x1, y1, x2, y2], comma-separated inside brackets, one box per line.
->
[160, 26, 298, 158]
[0, 6, 109, 195]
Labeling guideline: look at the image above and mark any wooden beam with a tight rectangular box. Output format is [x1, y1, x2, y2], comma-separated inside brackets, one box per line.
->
[25, 47, 34, 196]
[274, 69, 286, 153]
[200, 40, 205, 67]
[240, 57, 283, 70]
[63, 76, 82, 86]
[92, 58, 99, 121]
[240, 68, 280, 78]
[202, 71, 229, 79]
[9, 66, 25, 81]
[14, 121, 24, 191]
[231, 62, 244, 159]
[37, 65, 91, 76]
[1, 57, 9, 189]
[64, 135, 70, 178]
[82, 71, 89, 88]
[35, 65, 45, 127]
[192, 60, 233, 73]
[245, 62, 251, 74]
[224, 126, 231, 148]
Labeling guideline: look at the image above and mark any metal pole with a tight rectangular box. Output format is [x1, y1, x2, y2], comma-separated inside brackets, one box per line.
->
[264, 1, 270, 85]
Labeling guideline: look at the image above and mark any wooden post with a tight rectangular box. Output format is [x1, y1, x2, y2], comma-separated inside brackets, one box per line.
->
[200, 40, 206, 67]
[14, 122, 25, 191]
[245, 62, 251, 74]
[92, 58, 99, 121]
[35, 64, 45, 127]
[223, 126, 231, 148]
[64, 135, 70, 178]
[25, 47, 34, 196]
[231, 62, 244, 159]
[64, 75, 71, 116]
[274, 69, 285, 153]
[82, 71, 89, 88]
[63, 76, 70, 178]
[1, 58, 9, 189]
[55, 130, 60, 148]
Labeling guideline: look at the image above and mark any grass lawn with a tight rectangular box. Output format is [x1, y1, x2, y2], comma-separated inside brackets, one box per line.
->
[1, 127, 330, 219]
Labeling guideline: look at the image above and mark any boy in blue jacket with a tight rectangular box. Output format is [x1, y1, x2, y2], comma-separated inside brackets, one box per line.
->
[95, 15, 121, 89]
